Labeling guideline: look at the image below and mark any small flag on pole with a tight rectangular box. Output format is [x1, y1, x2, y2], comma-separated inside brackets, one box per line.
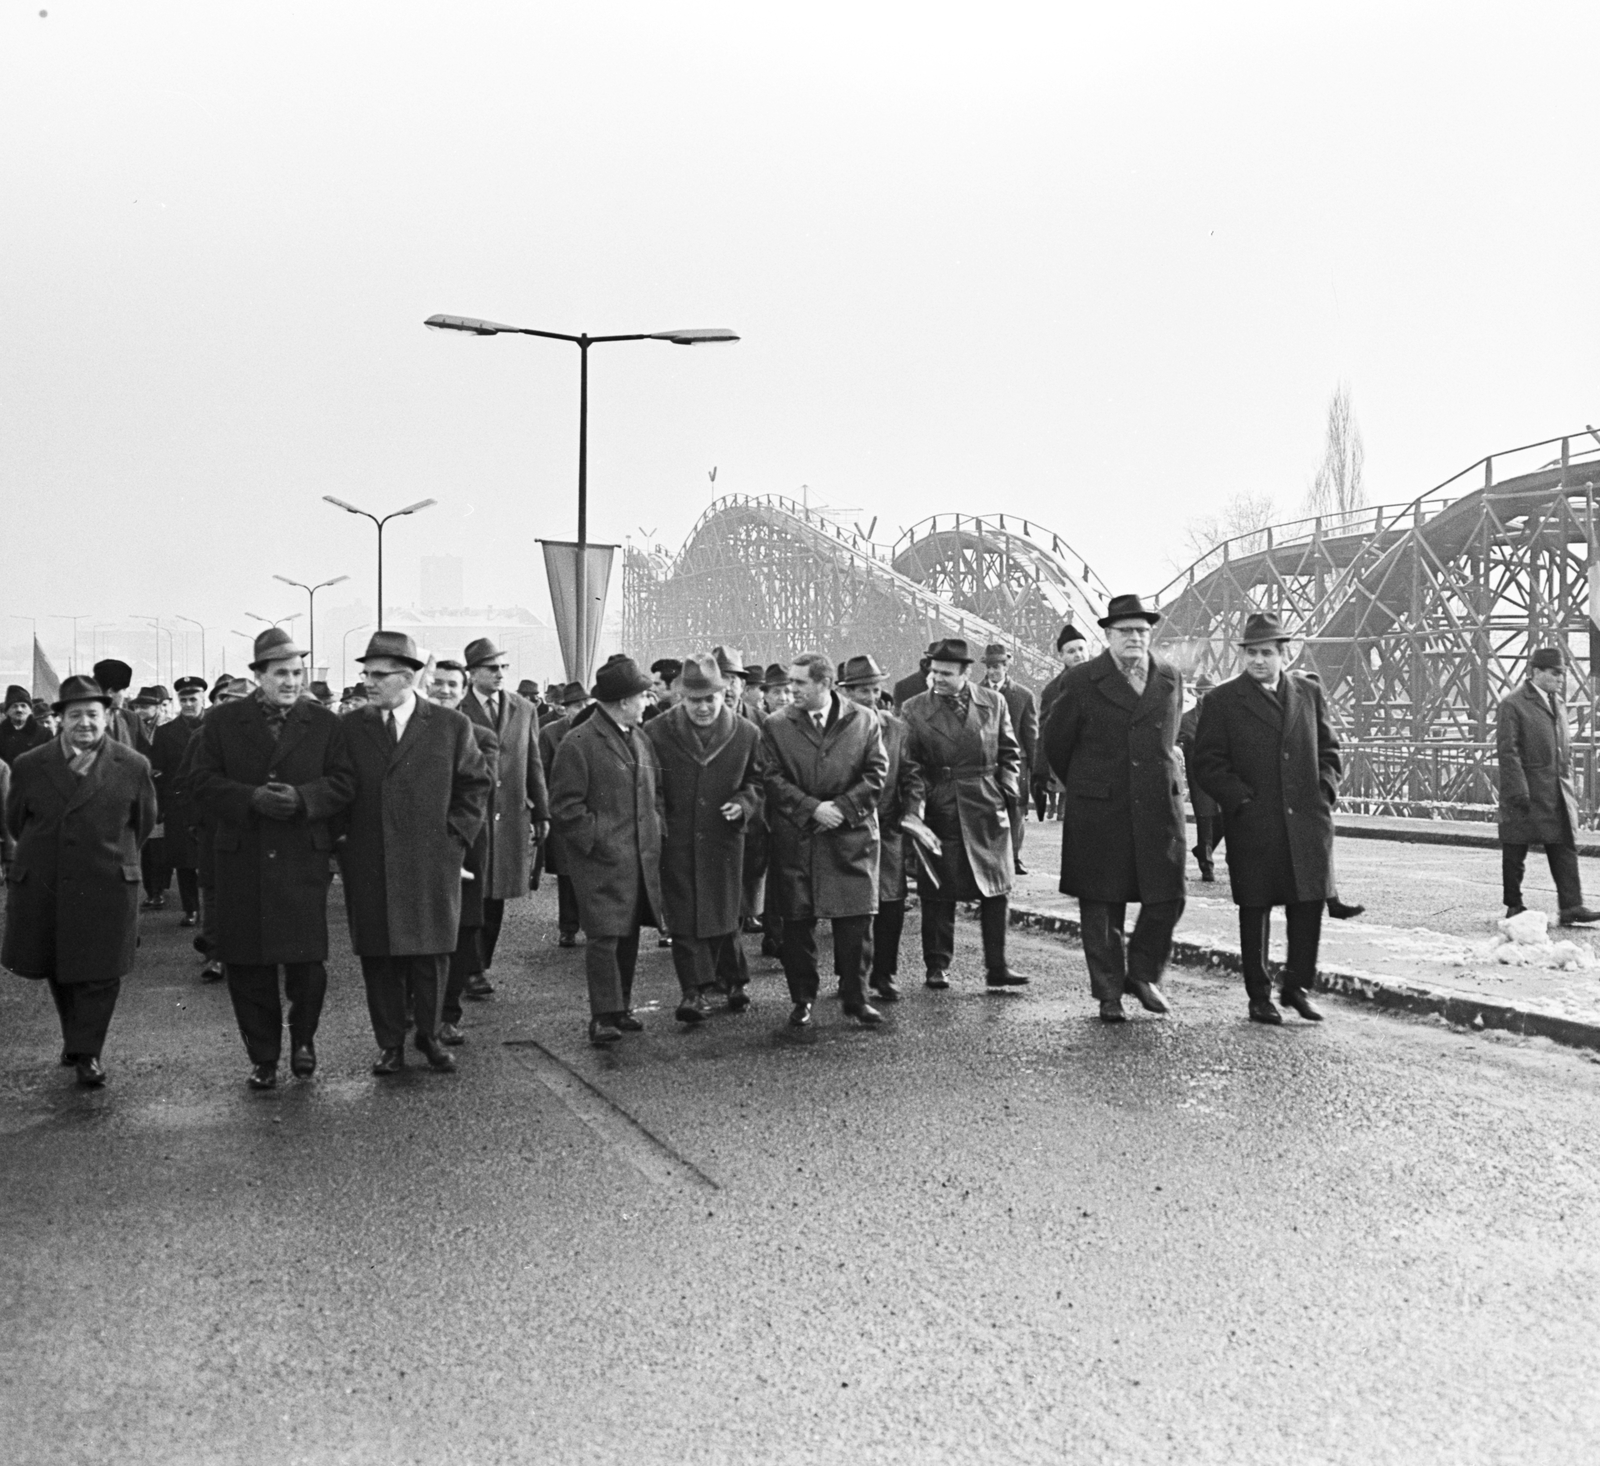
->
[31, 637, 60, 703]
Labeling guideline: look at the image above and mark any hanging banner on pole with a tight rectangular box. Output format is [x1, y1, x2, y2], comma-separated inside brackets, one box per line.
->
[32, 637, 60, 703]
[540, 540, 617, 687]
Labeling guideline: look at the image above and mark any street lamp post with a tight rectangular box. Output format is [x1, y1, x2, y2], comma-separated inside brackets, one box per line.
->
[423, 313, 737, 682]
[342, 622, 374, 689]
[321, 498, 437, 631]
[46, 614, 89, 674]
[272, 575, 349, 682]
[132, 616, 175, 687]
[173, 615, 208, 682]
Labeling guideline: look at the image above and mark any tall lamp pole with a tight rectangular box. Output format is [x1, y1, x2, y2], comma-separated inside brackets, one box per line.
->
[173, 615, 208, 682]
[342, 622, 374, 689]
[423, 313, 738, 682]
[321, 498, 437, 631]
[47, 614, 89, 674]
[272, 575, 349, 681]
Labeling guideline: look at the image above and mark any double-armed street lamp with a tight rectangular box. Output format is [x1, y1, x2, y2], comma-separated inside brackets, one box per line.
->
[272, 574, 349, 682]
[423, 313, 738, 681]
[321, 497, 437, 631]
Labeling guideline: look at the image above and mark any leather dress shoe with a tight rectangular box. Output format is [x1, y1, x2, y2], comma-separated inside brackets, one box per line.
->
[843, 1003, 884, 1027]
[58, 1048, 75, 1068]
[414, 1034, 457, 1072]
[924, 970, 950, 990]
[74, 1055, 107, 1087]
[676, 992, 711, 1024]
[437, 1022, 465, 1046]
[1327, 899, 1366, 920]
[760, 938, 781, 958]
[247, 1062, 278, 1090]
[140, 896, 159, 912]
[290, 1042, 316, 1076]
[463, 975, 495, 1000]
[372, 1047, 404, 1075]
[180, 912, 198, 928]
[558, 932, 581, 948]
[588, 1017, 622, 1046]
[1014, 858, 1028, 875]
[1199, 867, 1216, 883]
[1280, 987, 1324, 1022]
[985, 969, 1029, 988]
[1099, 997, 1127, 1023]
[869, 978, 901, 1002]
[201, 961, 225, 983]
[787, 1003, 813, 1029]
[727, 986, 752, 1013]
[1505, 904, 1527, 919]
[657, 936, 673, 949]
[1559, 905, 1600, 926]
[1127, 979, 1170, 1014]
[1248, 999, 1285, 1025]
[192, 933, 214, 956]
[615, 1012, 644, 1032]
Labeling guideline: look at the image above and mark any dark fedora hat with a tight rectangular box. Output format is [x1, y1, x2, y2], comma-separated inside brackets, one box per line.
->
[131, 686, 160, 708]
[926, 637, 975, 665]
[249, 627, 309, 669]
[516, 679, 540, 698]
[981, 642, 1011, 664]
[173, 676, 207, 696]
[560, 681, 588, 707]
[838, 654, 885, 687]
[92, 658, 133, 692]
[1097, 594, 1161, 629]
[711, 646, 750, 679]
[1530, 646, 1564, 672]
[592, 655, 652, 702]
[761, 662, 789, 689]
[677, 654, 727, 696]
[310, 681, 334, 703]
[464, 637, 508, 669]
[1237, 611, 1292, 647]
[207, 673, 233, 704]
[4, 684, 30, 708]
[53, 675, 113, 714]
[356, 629, 425, 671]
[650, 658, 684, 683]
[1055, 623, 1086, 650]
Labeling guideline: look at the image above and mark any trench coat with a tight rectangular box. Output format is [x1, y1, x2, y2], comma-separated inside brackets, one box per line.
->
[538, 713, 575, 876]
[1041, 650, 1187, 904]
[1177, 703, 1219, 819]
[549, 710, 665, 938]
[3, 737, 157, 983]
[762, 694, 886, 920]
[190, 696, 356, 966]
[875, 707, 922, 903]
[150, 713, 204, 867]
[1192, 672, 1340, 907]
[335, 698, 492, 957]
[461, 687, 550, 901]
[1495, 681, 1580, 846]
[901, 686, 1019, 901]
[645, 703, 762, 937]
[460, 723, 499, 930]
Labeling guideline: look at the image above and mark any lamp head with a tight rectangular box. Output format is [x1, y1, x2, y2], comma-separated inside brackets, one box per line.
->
[649, 328, 740, 346]
[323, 495, 364, 514]
[396, 498, 438, 516]
[424, 313, 513, 336]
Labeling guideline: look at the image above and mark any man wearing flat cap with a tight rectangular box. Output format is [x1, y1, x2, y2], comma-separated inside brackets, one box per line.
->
[191, 628, 357, 1088]
[1193, 612, 1343, 1024]
[1495, 645, 1600, 927]
[646, 654, 763, 1023]
[338, 630, 492, 1076]
[93, 659, 153, 758]
[3, 675, 157, 1087]
[0, 685, 52, 768]
[980, 643, 1039, 875]
[901, 637, 1026, 990]
[1042, 594, 1186, 1022]
[150, 675, 208, 926]
[460, 637, 550, 993]
[549, 656, 666, 1045]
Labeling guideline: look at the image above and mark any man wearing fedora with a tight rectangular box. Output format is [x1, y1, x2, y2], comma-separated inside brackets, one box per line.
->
[339, 630, 492, 1076]
[763, 651, 888, 1029]
[94, 659, 153, 758]
[191, 628, 357, 1088]
[549, 656, 666, 1045]
[1193, 612, 1343, 1023]
[539, 682, 593, 947]
[901, 637, 1026, 990]
[1178, 675, 1222, 882]
[645, 654, 763, 1023]
[1041, 594, 1186, 1022]
[151, 675, 208, 925]
[1495, 645, 1600, 926]
[461, 637, 550, 993]
[3, 675, 157, 1087]
[0, 685, 51, 768]
[980, 643, 1039, 875]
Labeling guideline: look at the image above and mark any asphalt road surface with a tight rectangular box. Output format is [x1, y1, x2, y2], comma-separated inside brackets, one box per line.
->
[3, 883, 1598, 1465]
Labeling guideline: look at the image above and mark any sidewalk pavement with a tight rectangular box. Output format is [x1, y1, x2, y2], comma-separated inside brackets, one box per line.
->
[1001, 828, 1600, 1053]
[1332, 810, 1600, 855]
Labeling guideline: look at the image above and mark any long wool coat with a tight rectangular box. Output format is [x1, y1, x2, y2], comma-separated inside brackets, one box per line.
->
[151, 713, 204, 868]
[762, 695, 886, 920]
[3, 737, 157, 983]
[538, 711, 577, 877]
[876, 708, 922, 903]
[0, 716, 51, 769]
[461, 687, 550, 901]
[1041, 650, 1187, 905]
[1177, 702, 1220, 819]
[645, 704, 762, 937]
[1496, 681, 1580, 846]
[459, 723, 499, 931]
[335, 698, 492, 957]
[1192, 671, 1341, 907]
[190, 697, 357, 966]
[549, 710, 665, 937]
[991, 677, 1039, 784]
[901, 685, 1020, 901]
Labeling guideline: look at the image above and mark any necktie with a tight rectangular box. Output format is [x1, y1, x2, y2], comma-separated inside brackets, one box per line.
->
[1123, 660, 1147, 696]
[385, 711, 398, 746]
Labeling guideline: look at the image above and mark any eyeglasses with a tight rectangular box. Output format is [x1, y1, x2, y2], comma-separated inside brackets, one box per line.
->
[364, 668, 412, 681]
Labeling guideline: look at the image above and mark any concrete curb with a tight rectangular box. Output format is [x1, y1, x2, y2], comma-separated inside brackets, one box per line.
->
[1007, 901, 1600, 1054]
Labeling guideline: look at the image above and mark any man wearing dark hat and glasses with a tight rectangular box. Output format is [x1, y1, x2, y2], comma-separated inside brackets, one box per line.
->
[3, 675, 157, 1087]
[1042, 595, 1186, 1021]
[1494, 645, 1600, 926]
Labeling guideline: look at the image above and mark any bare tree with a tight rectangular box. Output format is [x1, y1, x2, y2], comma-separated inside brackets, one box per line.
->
[1176, 492, 1278, 566]
[1306, 382, 1366, 518]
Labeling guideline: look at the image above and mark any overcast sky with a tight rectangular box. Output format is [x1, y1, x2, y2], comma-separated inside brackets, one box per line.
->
[3, 1, 1597, 674]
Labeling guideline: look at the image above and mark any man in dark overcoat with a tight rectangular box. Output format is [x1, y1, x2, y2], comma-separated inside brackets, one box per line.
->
[0, 685, 51, 768]
[1033, 625, 1092, 817]
[338, 631, 492, 1076]
[901, 637, 1026, 990]
[762, 652, 888, 1029]
[549, 657, 666, 1046]
[645, 655, 762, 1024]
[93, 659, 153, 758]
[891, 653, 932, 712]
[1193, 613, 1342, 1024]
[980, 643, 1039, 874]
[460, 637, 550, 990]
[182, 675, 251, 982]
[539, 681, 591, 946]
[1177, 675, 1221, 882]
[150, 675, 207, 925]
[1041, 594, 1186, 1022]
[191, 628, 357, 1086]
[3, 675, 157, 1086]
[1495, 645, 1600, 925]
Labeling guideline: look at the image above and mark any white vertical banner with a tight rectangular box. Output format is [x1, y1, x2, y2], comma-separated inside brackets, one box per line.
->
[539, 540, 617, 687]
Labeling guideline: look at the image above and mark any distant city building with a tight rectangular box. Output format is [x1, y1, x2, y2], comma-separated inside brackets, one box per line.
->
[382, 606, 566, 685]
[420, 555, 465, 611]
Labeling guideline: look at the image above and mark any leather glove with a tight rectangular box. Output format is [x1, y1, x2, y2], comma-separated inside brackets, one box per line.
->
[250, 783, 303, 821]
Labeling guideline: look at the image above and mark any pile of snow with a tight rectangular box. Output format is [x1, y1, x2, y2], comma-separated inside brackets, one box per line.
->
[1484, 909, 1599, 970]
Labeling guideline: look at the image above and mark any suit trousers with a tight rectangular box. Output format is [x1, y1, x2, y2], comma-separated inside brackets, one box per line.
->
[226, 962, 327, 1065]
[141, 836, 172, 898]
[782, 914, 870, 1008]
[868, 899, 906, 983]
[1239, 901, 1323, 1003]
[1077, 899, 1185, 1001]
[556, 874, 580, 936]
[1010, 800, 1026, 866]
[481, 897, 506, 969]
[442, 926, 486, 1026]
[1502, 842, 1583, 911]
[669, 931, 744, 998]
[360, 954, 447, 1049]
[176, 867, 200, 917]
[922, 895, 1009, 974]
[47, 976, 121, 1059]
[1192, 815, 1222, 872]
